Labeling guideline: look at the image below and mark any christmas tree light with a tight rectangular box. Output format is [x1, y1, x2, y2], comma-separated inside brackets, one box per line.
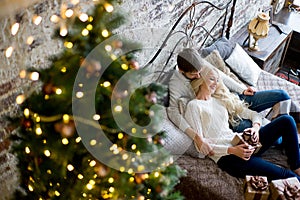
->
[8, 0, 186, 199]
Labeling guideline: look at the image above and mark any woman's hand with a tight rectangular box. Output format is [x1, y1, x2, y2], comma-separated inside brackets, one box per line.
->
[194, 135, 214, 156]
[243, 86, 256, 96]
[243, 127, 260, 143]
[228, 144, 255, 160]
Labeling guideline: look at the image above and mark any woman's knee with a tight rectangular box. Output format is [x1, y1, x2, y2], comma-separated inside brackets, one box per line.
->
[277, 115, 297, 131]
[277, 90, 291, 101]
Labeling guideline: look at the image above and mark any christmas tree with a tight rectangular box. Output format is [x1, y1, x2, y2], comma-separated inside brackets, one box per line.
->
[9, 1, 185, 199]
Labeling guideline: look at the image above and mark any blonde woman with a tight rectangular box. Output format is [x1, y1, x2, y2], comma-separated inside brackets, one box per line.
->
[184, 66, 300, 181]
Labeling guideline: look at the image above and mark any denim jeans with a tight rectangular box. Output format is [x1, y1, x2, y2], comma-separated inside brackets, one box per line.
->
[217, 115, 300, 181]
[232, 89, 290, 133]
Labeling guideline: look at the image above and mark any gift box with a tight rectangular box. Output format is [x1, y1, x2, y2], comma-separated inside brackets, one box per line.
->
[231, 130, 262, 154]
[244, 175, 270, 200]
[270, 177, 300, 200]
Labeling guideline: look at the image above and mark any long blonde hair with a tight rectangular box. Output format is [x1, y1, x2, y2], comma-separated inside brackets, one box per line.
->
[191, 66, 248, 126]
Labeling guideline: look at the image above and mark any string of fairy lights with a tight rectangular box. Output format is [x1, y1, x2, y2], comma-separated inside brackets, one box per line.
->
[5, 1, 172, 199]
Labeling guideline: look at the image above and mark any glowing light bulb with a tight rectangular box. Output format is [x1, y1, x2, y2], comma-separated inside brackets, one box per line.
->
[108, 177, 114, 183]
[67, 164, 74, 171]
[86, 24, 93, 30]
[79, 13, 88, 22]
[36, 127, 42, 135]
[89, 160, 96, 167]
[16, 94, 25, 104]
[78, 174, 84, 179]
[58, 66, 66, 73]
[118, 133, 124, 139]
[26, 36, 34, 45]
[65, 9, 74, 18]
[131, 144, 137, 150]
[30, 72, 39, 81]
[121, 64, 128, 70]
[19, 70, 26, 78]
[64, 41, 73, 48]
[109, 187, 114, 193]
[55, 191, 60, 196]
[28, 184, 34, 191]
[25, 146, 30, 154]
[62, 114, 70, 123]
[62, 138, 69, 145]
[93, 114, 100, 120]
[44, 150, 51, 157]
[105, 45, 112, 52]
[5, 46, 13, 57]
[122, 154, 128, 160]
[24, 108, 30, 117]
[33, 15, 42, 25]
[119, 166, 125, 172]
[86, 183, 93, 190]
[104, 3, 114, 12]
[81, 28, 89, 36]
[101, 29, 109, 37]
[11, 23, 19, 35]
[76, 91, 84, 98]
[103, 81, 111, 87]
[114, 105, 122, 112]
[60, 26, 68, 36]
[90, 139, 97, 146]
[50, 15, 60, 23]
[55, 88, 62, 95]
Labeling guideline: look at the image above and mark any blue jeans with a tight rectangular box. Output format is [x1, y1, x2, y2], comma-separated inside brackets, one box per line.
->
[217, 115, 300, 181]
[232, 89, 290, 133]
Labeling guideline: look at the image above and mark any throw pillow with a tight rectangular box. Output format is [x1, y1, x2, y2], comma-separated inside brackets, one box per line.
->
[204, 50, 245, 85]
[161, 107, 205, 158]
[225, 44, 262, 87]
[200, 37, 235, 60]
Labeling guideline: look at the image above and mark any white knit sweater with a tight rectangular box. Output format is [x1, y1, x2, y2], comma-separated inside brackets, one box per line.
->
[184, 97, 262, 162]
[167, 70, 247, 137]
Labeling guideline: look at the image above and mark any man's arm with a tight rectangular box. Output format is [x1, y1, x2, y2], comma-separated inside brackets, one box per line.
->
[167, 72, 194, 133]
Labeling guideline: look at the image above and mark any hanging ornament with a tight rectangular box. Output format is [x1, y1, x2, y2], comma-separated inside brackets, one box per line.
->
[54, 120, 75, 138]
[81, 59, 102, 77]
[42, 83, 56, 95]
[21, 118, 33, 129]
[155, 185, 163, 193]
[129, 60, 140, 70]
[145, 91, 157, 104]
[111, 40, 123, 49]
[134, 174, 144, 184]
[94, 162, 110, 177]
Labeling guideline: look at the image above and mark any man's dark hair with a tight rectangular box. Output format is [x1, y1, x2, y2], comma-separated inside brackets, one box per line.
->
[177, 48, 203, 72]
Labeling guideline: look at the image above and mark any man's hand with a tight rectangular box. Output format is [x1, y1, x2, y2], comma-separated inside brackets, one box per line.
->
[228, 143, 255, 160]
[194, 134, 214, 156]
[243, 86, 256, 96]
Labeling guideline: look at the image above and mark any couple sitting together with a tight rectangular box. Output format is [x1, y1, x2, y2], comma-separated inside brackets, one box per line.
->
[167, 48, 300, 181]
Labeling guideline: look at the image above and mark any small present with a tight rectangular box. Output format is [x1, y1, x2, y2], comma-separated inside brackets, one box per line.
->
[270, 177, 300, 200]
[231, 130, 262, 154]
[244, 175, 270, 200]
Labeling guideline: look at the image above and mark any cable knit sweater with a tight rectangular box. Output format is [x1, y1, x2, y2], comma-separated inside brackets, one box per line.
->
[184, 97, 262, 162]
[167, 70, 247, 138]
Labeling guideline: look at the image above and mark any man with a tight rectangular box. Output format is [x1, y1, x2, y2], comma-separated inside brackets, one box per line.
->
[167, 48, 291, 156]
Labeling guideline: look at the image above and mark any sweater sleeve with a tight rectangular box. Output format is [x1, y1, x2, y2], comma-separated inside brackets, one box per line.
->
[217, 69, 247, 94]
[167, 72, 194, 135]
[240, 107, 262, 126]
[184, 100, 204, 137]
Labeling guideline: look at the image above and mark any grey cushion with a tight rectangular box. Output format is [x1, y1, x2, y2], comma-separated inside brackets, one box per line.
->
[200, 37, 235, 60]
